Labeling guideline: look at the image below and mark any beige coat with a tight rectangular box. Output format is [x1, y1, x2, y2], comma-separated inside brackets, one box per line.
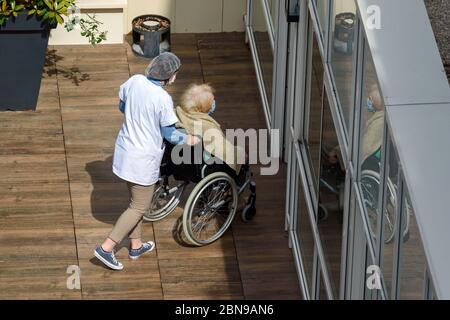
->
[361, 110, 384, 162]
[175, 106, 244, 174]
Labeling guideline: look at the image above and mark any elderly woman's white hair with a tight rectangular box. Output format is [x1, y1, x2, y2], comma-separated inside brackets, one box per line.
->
[368, 82, 383, 111]
[180, 83, 215, 114]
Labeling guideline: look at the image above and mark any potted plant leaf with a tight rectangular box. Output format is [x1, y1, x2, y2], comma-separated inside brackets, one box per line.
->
[0, 0, 107, 111]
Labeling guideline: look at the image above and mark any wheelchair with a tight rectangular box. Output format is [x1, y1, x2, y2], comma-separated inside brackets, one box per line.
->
[319, 147, 410, 244]
[143, 141, 257, 246]
[359, 149, 410, 244]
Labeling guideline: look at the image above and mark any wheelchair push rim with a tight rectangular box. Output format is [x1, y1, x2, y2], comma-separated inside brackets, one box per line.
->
[183, 172, 238, 246]
[144, 176, 186, 222]
[360, 169, 410, 244]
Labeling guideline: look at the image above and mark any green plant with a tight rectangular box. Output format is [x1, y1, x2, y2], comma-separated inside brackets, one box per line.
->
[65, 13, 107, 45]
[0, 0, 107, 45]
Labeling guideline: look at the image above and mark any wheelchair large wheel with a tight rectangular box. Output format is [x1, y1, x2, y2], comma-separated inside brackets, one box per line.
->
[361, 170, 397, 243]
[183, 172, 238, 246]
[144, 176, 186, 222]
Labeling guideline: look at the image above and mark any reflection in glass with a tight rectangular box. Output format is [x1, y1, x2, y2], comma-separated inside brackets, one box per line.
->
[318, 269, 329, 299]
[317, 93, 344, 298]
[296, 171, 315, 298]
[314, 0, 329, 44]
[381, 137, 400, 296]
[428, 278, 437, 300]
[364, 247, 377, 300]
[359, 46, 385, 251]
[330, 0, 357, 133]
[252, 0, 274, 102]
[399, 190, 426, 300]
[305, 28, 324, 193]
[269, 0, 277, 29]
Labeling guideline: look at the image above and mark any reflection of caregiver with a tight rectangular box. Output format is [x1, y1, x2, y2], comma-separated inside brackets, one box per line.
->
[94, 52, 198, 271]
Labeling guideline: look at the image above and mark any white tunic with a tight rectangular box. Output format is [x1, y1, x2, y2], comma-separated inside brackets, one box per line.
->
[113, 75, 178, 186]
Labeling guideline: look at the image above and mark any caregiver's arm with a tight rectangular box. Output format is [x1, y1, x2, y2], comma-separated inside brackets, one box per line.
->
[119, 100, 125, 114]
[161, 124, 200, 146]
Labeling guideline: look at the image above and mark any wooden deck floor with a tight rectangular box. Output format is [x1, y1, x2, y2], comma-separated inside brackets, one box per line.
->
[0, 33, 301, 300]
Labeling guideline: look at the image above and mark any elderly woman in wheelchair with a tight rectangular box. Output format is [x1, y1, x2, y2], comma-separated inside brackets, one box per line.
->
[320, 84, 410, 244]
[144, 84, 256, 246]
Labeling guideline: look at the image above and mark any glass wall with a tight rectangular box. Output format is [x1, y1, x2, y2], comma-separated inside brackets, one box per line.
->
[296, 173, 316, 297]
[313, 0, 329, 46]
[257, 0, 440, 300]
[317, 93, 344, 297]
[252, 0, 274, 101]
[380, 137, 399, 295]
[358, 44, 385, 252]
[330, 0, 357, 134]
[398, 189, 427, 299]
[304, 27, 324, 193]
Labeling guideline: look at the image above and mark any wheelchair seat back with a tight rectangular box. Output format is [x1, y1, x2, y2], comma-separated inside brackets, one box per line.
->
[161, 141, 238, 183]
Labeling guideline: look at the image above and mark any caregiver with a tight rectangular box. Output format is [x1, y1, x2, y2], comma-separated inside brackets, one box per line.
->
[94, 52, 199, 271]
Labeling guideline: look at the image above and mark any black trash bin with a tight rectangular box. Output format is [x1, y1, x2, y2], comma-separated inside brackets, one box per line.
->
[333, 12, 356, 55]
[131, 15, 171, 59]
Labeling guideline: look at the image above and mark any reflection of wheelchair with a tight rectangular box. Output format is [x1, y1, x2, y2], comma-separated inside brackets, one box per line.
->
[360, 149, 410, 244]
[318, 149, 345, 222]
[319, 147, 410, 244]
[143, 141, 256, 246]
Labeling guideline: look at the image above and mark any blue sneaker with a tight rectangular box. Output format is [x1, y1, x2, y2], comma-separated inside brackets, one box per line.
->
[129, 241, 155, 260]
[94, 247, 124, 271]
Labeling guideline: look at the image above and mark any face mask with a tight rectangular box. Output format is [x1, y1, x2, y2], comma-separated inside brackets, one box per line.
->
[208, 100, 217, 116]
[148, 78, 164, 87]
[367, 98, 376, 113]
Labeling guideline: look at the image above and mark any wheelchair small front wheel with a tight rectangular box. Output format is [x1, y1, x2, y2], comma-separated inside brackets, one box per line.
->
[144, 176, 186, 222]
[183, 172, 238, 246]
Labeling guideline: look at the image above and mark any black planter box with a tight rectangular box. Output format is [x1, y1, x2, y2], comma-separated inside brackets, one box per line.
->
[0, 12, 51, 111]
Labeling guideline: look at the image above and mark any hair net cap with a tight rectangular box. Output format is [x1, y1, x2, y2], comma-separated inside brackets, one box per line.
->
[145, 52, 182, 81]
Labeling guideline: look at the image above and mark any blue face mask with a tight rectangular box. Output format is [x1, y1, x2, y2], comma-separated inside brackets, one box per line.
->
[208, 100, 217, 116]
[148, 78, 164, 87]
[367, 98, 376, 113]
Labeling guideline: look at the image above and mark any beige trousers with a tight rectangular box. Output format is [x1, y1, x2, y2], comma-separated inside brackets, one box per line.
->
[108, 182, 155, 244]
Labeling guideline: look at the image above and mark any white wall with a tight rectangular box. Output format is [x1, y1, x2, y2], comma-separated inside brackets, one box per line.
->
[125, 0, 246, 33]
[50, 0, 246, 45]
[334, 0, 356, 13]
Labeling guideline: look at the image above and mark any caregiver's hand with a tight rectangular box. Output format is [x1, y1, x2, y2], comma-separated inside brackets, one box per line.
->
[186, 135, 201, 146]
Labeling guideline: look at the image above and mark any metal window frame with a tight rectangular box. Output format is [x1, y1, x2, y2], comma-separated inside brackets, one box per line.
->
[287, 0, 308, 230]
[273, 0, 290, 161]
[325, 0, 360, 151]
[392, 174, 430, 300]
[261, 0, 275, 50]
[307, 0, 330, 61]
[353, 35, 384, 264]
[245, 0, 275, 130]
[391, 166, 405, 300]
[376, 123, 393, 300]
[289, 146, 314, 300]
[294, 140, 335, 300]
